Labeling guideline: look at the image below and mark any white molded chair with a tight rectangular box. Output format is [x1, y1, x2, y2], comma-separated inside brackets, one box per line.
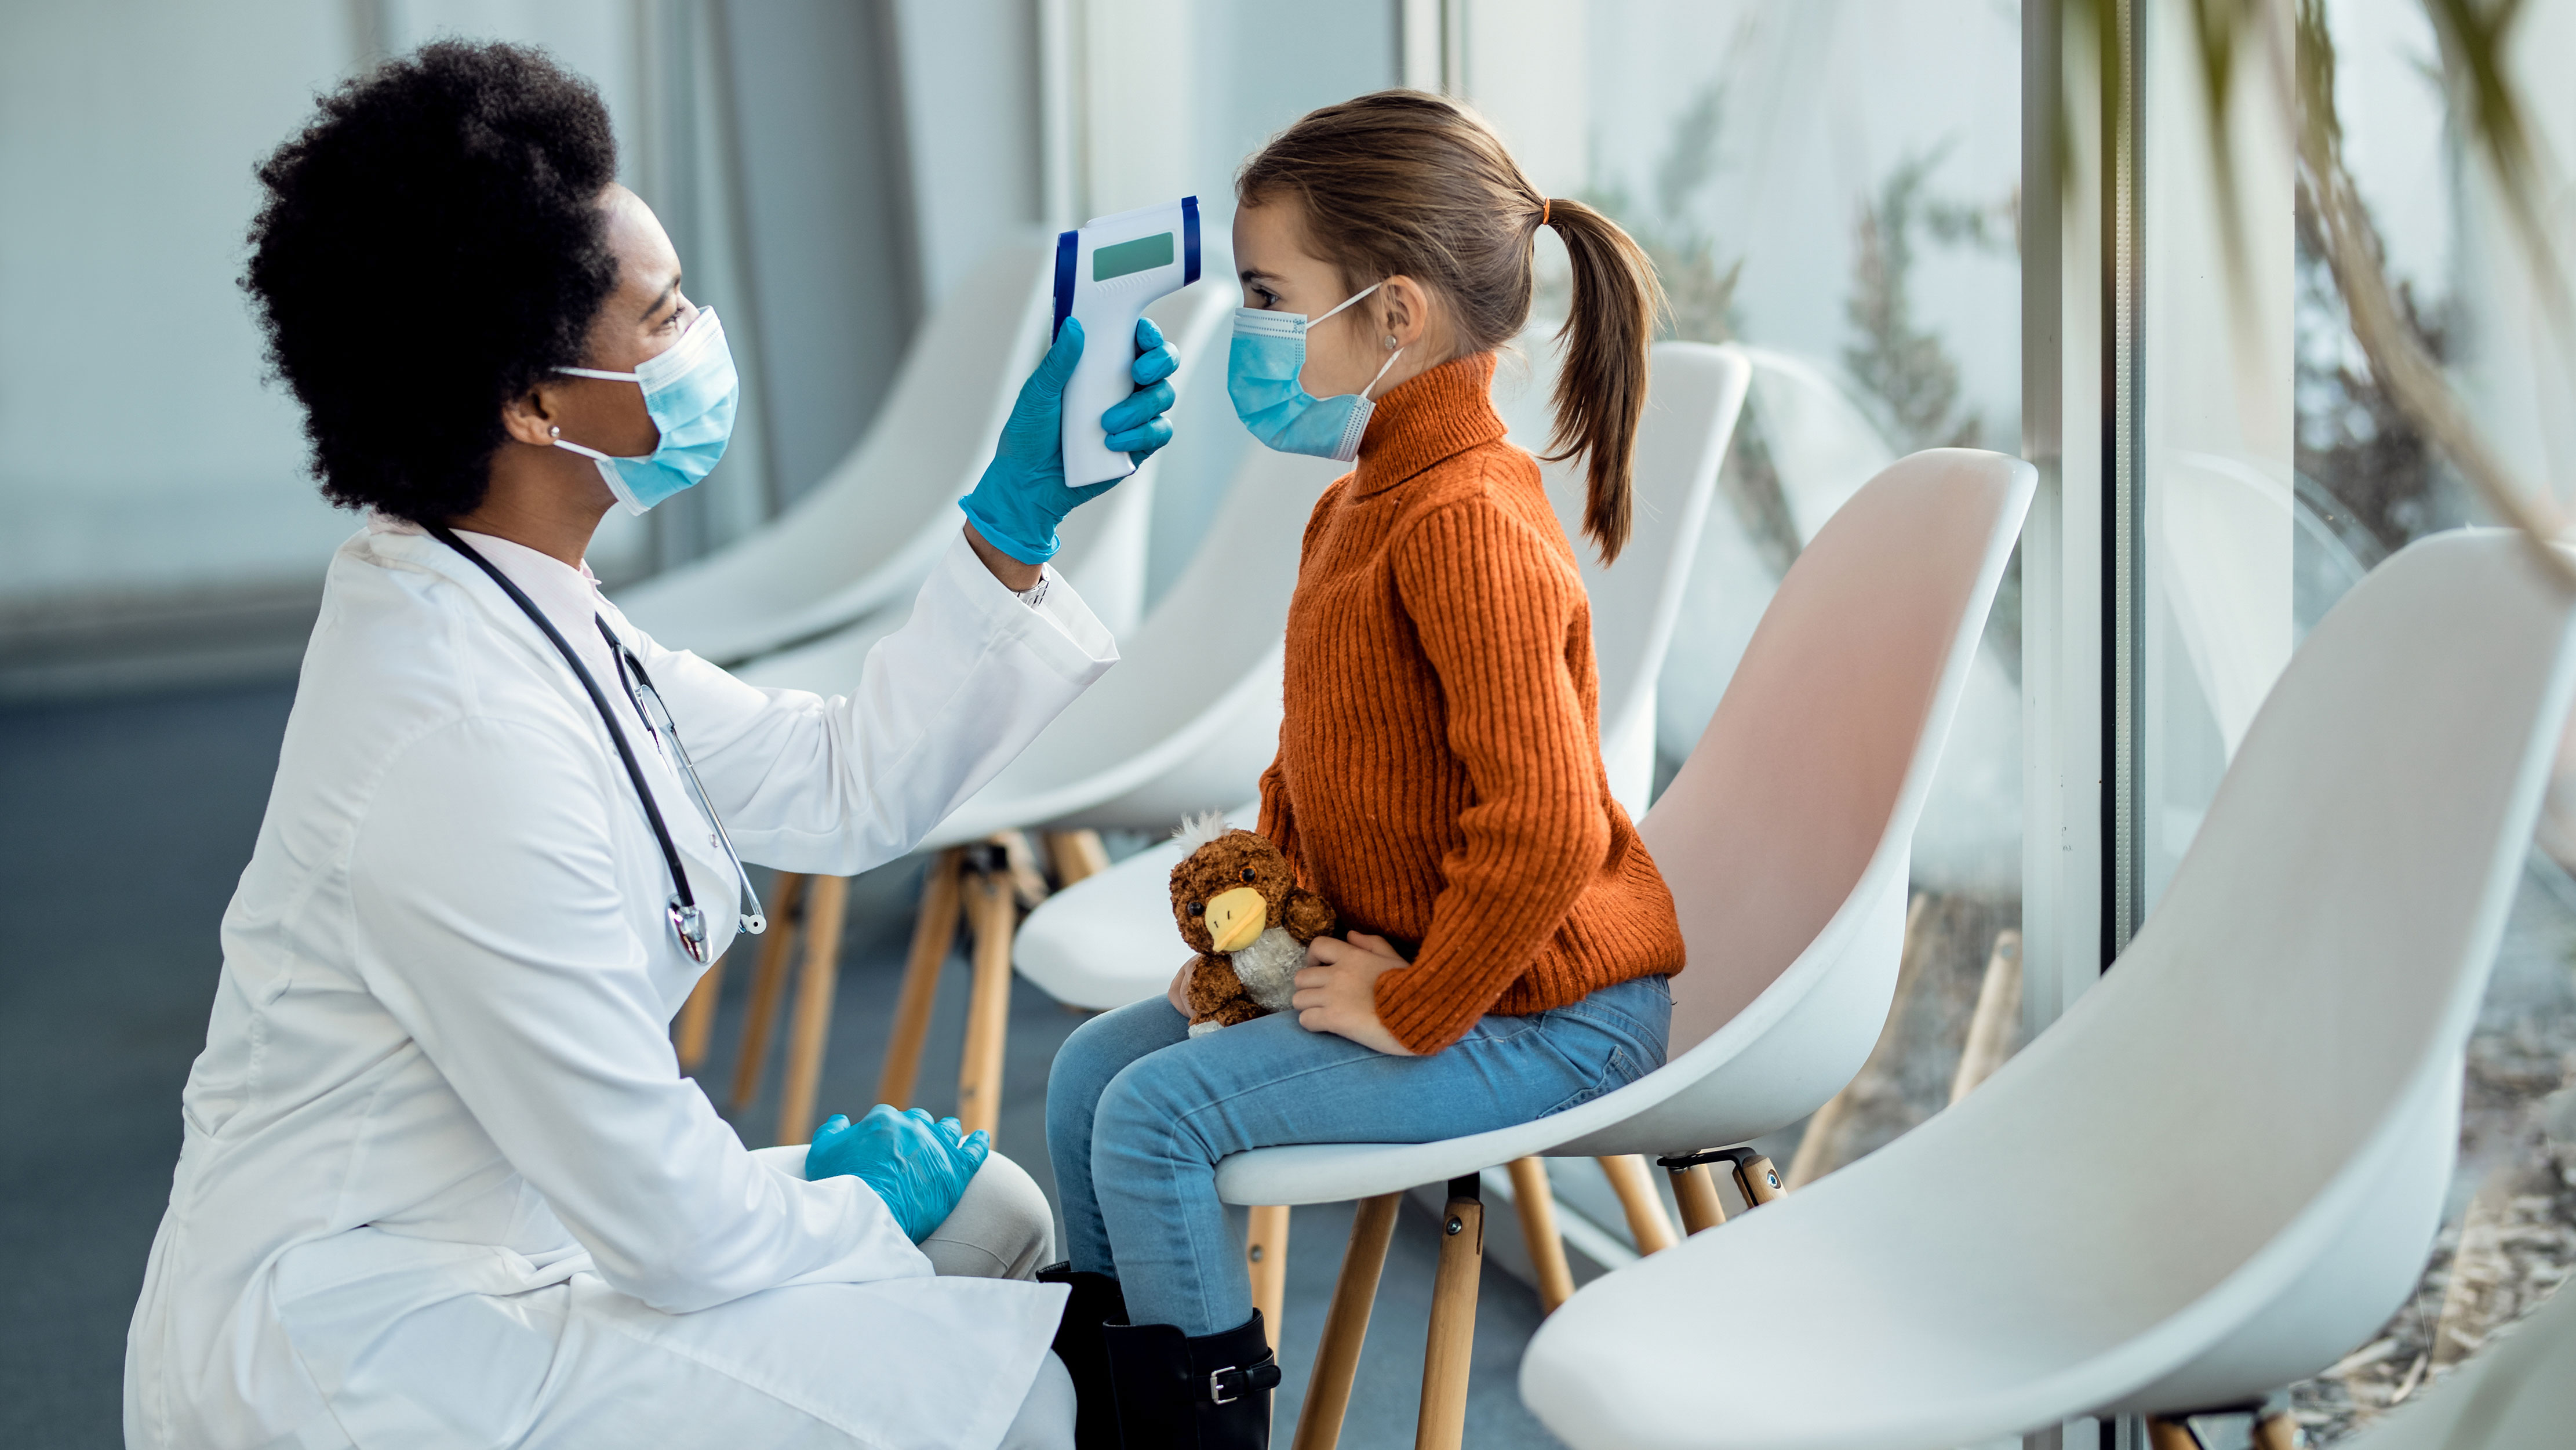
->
[831, 440, 1344, 1138]
[718, 411, 1348, 1146]
[2333, 1273, 2576, 1450]
[1519, 528, 2576, 1450]
[613, 239, 1055, 664]
[1214, 448, 2033, 1450]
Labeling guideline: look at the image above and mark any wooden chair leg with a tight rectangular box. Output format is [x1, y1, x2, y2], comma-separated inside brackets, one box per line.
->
[1596, 1154, 1678, 1253]
[992, 828, 1051, 910]
[1788, 892, 1933, 1189]
[1290, 1193, 1402, 1450]
[1667, 1163, 1728, 1235]
[1948, 928, 2024, 1104]
[2252, 1409, 2301, 1450]
[1505, 1158, 1576, 1311]
[1414, 1175, 1484, 1450]
[954, 864, 1017, 1139]
[673, 951, 726, 1071]
[729, 871, 807, 1111]
[773, 873, 850, 1146]
[876, 849, 964, 1108]
[1731, 1153, 1784, 1206]
[1246, 1204, 1290, 1349]
[1047, 828, 1112, 888]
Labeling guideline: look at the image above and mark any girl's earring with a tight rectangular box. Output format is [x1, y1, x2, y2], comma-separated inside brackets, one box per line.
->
[1386, 335, 1399, 350]
[549, 426, 561, 438]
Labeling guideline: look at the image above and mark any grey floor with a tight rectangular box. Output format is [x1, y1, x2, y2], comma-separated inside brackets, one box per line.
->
[0, 681, 1563, 1448]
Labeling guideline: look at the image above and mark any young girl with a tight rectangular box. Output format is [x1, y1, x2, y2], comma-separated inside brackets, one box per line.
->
[1043, 91, 1683, 1447]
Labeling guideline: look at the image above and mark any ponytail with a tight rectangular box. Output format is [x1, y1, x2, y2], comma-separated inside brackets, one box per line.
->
[1239, 92, 1667, 562]
[1537, 198, 1662, 563]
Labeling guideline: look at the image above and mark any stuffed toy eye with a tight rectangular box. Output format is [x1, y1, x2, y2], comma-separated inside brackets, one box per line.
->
[1241, 867, 1256, 882]
[1189, 902, 1205, 917]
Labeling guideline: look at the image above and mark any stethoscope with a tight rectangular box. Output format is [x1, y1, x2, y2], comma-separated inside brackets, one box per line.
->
[430, 525, 765, 964]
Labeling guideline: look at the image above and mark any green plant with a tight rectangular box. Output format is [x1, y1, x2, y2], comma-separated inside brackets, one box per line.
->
[1845, 148, 2002, 452]
[1581, 81, 1744, 346]
[2089, 0, 2576, 585]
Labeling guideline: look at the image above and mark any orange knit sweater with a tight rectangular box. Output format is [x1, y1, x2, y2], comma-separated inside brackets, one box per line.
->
[1257, 351, 1686, 1054]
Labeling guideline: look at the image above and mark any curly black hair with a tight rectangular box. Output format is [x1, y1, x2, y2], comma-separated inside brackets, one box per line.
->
[244, 41, 620, 523]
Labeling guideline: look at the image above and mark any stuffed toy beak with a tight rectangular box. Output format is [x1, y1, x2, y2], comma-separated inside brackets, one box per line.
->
[1205, 886, 1268, 953]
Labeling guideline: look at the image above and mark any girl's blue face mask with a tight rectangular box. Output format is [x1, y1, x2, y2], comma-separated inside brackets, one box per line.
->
[554, 306, 740, 514]
[1227, 282, 1405, 462]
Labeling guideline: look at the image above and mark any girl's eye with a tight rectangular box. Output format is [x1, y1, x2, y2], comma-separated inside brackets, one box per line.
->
[1241, 867, 1256, 882]
[1252, 286, 1280, 308]
[1189, 902, 1205, 917]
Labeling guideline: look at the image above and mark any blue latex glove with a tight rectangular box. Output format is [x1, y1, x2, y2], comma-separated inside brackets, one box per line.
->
[959, 314, 1179, 564]
[806, 1104, 991, 1242]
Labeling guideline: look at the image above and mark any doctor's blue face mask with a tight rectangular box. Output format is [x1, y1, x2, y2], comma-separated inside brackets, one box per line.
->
[1227, 282, 1405, 462]
[553, 306, 740, 514]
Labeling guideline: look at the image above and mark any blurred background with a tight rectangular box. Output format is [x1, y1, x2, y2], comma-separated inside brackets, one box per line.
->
[4, 1, 2573, 1446]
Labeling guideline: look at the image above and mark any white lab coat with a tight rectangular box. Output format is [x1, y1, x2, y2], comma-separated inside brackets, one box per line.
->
[124, 521, 1116, 1450]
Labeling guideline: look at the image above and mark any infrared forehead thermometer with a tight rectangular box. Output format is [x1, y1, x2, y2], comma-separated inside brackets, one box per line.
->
[1056, 195, 1200, 487]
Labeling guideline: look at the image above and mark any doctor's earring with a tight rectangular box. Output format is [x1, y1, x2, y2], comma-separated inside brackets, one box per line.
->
[1386, 335, 1399, 349]
[549, 426, 561, 438]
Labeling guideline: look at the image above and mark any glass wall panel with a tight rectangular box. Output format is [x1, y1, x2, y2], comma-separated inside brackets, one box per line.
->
[1558, 0, 2028, 1183]
[2138, 1, 2576, 1438]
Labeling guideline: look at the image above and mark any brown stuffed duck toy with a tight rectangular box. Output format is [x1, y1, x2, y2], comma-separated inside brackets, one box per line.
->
[1169, 812, 1337, 1035]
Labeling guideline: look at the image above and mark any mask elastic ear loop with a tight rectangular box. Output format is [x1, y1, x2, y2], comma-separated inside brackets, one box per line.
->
[1359, 345, 1406, 402]
[1310, 280, 1384, 328]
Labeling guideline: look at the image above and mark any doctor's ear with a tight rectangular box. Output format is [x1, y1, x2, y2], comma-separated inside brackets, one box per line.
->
[499, 384, 564, 447]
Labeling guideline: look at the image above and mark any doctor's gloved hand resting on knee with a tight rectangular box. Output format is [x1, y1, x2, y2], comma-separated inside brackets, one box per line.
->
[807, 1105, 991, 1243]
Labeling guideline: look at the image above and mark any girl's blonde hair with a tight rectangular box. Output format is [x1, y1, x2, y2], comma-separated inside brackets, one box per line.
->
[1238, 90, 1664, 562]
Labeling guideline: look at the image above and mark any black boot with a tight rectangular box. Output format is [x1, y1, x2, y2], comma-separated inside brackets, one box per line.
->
[1101, 1311, 1280, 1449]
[1038, 1263, 1128, 1450]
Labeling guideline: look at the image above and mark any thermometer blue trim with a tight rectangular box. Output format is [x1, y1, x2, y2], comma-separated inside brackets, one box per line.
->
[1054, 195, 1201, 488]
[1051, 230, 1078, 340]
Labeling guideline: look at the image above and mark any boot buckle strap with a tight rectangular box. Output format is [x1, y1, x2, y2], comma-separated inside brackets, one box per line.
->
[1207, 1359, 1282, 1404]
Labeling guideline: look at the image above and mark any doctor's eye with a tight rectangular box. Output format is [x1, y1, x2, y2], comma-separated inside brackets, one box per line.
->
[1188, 902, 1205, 917]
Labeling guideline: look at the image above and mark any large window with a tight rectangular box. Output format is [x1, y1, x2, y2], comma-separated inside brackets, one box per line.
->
[2111, 0, 2576, 1438]
[2269, 2, 2576, 1438]
[1568, 0, 2032, 1190]
[1462, 1, 2574, 1438]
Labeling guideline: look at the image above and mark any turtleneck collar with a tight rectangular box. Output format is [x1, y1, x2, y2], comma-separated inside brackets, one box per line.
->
[1351, 351, 1505, 497]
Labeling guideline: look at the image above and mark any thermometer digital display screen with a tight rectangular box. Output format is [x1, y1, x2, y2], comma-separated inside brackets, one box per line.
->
[1094, 231, 1175, 282]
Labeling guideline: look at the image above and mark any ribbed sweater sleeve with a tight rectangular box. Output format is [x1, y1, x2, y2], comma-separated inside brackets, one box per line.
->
[1372, 478, 1613, 1052]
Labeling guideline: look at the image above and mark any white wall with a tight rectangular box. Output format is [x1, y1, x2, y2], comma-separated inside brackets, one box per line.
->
[897, 0, 1045, 310]
[0, 1, 646, 607]
[0, 2, 359, 604]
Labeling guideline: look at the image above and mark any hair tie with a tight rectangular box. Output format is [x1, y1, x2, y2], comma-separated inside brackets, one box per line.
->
[1539, 199, 1551, 228]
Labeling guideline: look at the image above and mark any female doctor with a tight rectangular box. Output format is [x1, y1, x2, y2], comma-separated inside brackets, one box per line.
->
[122, 42, 1168, 1450]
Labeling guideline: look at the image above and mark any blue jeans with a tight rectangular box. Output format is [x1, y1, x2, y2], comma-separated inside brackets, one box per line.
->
[1045, 975, 1671, 1334]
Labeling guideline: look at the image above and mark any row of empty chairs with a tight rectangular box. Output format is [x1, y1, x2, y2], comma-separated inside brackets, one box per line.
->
[1518, 526, 2576, 1449]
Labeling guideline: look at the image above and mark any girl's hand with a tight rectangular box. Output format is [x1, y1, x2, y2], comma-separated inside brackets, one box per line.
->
[1293, 933, 1417, 1056]
[1166, 958, 1194, 1015]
